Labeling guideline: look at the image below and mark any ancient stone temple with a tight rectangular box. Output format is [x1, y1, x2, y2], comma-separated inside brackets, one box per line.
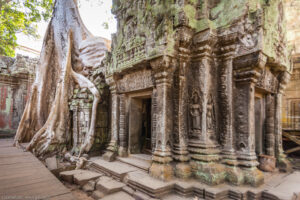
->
[0, 55, 37, 137]
[69, 64, 110, 154]
[103, 0, 292, 186]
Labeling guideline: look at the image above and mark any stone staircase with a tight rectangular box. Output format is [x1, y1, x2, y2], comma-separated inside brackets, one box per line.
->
[58, 157, 300, 200]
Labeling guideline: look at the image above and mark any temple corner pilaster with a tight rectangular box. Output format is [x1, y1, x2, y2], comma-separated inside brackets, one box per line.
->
[149, 55, 176, 181]
[275, 71, 293, 172]
[233, 53, 266, 187]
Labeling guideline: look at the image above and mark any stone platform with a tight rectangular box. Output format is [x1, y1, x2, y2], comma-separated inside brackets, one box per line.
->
[84, 157, 300, 200]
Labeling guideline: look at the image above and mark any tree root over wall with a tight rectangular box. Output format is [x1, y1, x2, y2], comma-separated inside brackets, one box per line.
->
[14, 0, 106, 159]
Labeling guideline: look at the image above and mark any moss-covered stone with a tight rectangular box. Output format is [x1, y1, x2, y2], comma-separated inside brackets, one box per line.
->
[106, 0, 291, 78]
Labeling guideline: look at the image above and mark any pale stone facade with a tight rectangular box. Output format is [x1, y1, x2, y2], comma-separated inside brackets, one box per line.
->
[102, 0, 292, 187]
[282, 0, 300, 131]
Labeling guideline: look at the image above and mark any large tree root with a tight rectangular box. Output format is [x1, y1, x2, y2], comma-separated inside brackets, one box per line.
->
[26, 32, 101, 157]
[14, 0, 106, 158]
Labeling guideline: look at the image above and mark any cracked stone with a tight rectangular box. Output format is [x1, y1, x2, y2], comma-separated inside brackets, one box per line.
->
[73, 171, 102, 186]
[96, 176, 126, 194]
[59, 169, 85, 183]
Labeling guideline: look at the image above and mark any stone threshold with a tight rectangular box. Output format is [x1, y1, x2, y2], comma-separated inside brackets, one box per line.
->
[117, 154, 151, 172]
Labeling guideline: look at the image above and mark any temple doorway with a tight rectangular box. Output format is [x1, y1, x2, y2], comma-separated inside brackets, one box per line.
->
[129, 97, 152, 154]
[255, 93, 266, 156]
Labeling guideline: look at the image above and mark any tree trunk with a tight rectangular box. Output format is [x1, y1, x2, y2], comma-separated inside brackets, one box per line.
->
[14, 0, 107, 157]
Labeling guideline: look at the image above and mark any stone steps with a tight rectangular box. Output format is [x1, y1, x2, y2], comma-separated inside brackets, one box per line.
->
[117, 155, 151, 171]
[89, 158, 139, 181]
[85, 158, 300, 200]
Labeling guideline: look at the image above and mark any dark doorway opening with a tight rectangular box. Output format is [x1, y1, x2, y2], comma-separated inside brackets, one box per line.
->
[129, 97, 152, 154]
[255, 94, 266, 156]
[141, 98, 152, 154]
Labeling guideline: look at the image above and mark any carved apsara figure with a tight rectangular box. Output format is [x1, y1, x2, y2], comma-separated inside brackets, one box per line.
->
[190, 90, 202, 135]
[207, 94, 215, 132]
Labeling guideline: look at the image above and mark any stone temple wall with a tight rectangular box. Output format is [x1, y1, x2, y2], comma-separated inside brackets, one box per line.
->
[282, 0, 300, 130]
[103, 0, 292, 187]
[0, 55, 37, 137]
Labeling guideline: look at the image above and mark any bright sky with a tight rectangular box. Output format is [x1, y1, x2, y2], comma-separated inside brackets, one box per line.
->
[16, 1, 116, 56]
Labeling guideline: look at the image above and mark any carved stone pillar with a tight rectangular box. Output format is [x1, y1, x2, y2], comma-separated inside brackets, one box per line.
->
[149, 56, 175, 181]
[234, 60, 264, 186]
[275, 72, 292, 172]
[72, 106, 79, 151]
[265, 94, 275, 156]
[218, 45, 242, 185]
[151, 89, 157, 152]
[103, 77, 119, 161]
[118, 94, 127, 157]
[173, 26, 192, 179]
[189, 35, 224, 185]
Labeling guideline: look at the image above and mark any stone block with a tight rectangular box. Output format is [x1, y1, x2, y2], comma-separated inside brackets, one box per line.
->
[133, 191, 151, 200]
[191, 161, 226, 185]
[149, 162, 173, 181]
[243, 168, 264, 187]
[96, 176, 126, 194]
[103, 151, 117, 162]
[258, 155, 276, 172]
[82, 180, 96, 192]
[91, 190, 105, 199]
[100, 191, 135, 200]
[175, 162, 192, 179]
[59, 169, 84, 183]
[122, 186, 135, 195]
[224, 166, 244, 186]
[73, 171, 102, 186]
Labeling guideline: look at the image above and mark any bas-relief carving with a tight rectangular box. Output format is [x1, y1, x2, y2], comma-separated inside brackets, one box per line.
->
[256, 68, 278, 93]
[234, 85, 249, 152]
[207, 94, 216, 134]
[189, 89, 202, 138]
[116, 69, 154, 93]
[104, 0, 292, 187]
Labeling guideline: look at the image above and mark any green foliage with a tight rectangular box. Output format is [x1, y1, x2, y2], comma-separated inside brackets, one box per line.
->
[0, 0, 53, 57]
[0, 0, 103, 57]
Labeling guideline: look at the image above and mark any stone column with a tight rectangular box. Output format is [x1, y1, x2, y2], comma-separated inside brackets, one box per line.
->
[173, 26, 192, 179]
[173, 59, 191, 179]
[218, 46, 243, 185]
[275, 72, 292, 172]
[72, 106, 79, 151]
[149, 56, 175, 181]
[118, 94, 127, 157]
[265, 94, 275, 156]
[234, 64, 264, 187]
[103, 77, 119, 161]
[189, 39, 224, 185]
[151, 89, 157, 152]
